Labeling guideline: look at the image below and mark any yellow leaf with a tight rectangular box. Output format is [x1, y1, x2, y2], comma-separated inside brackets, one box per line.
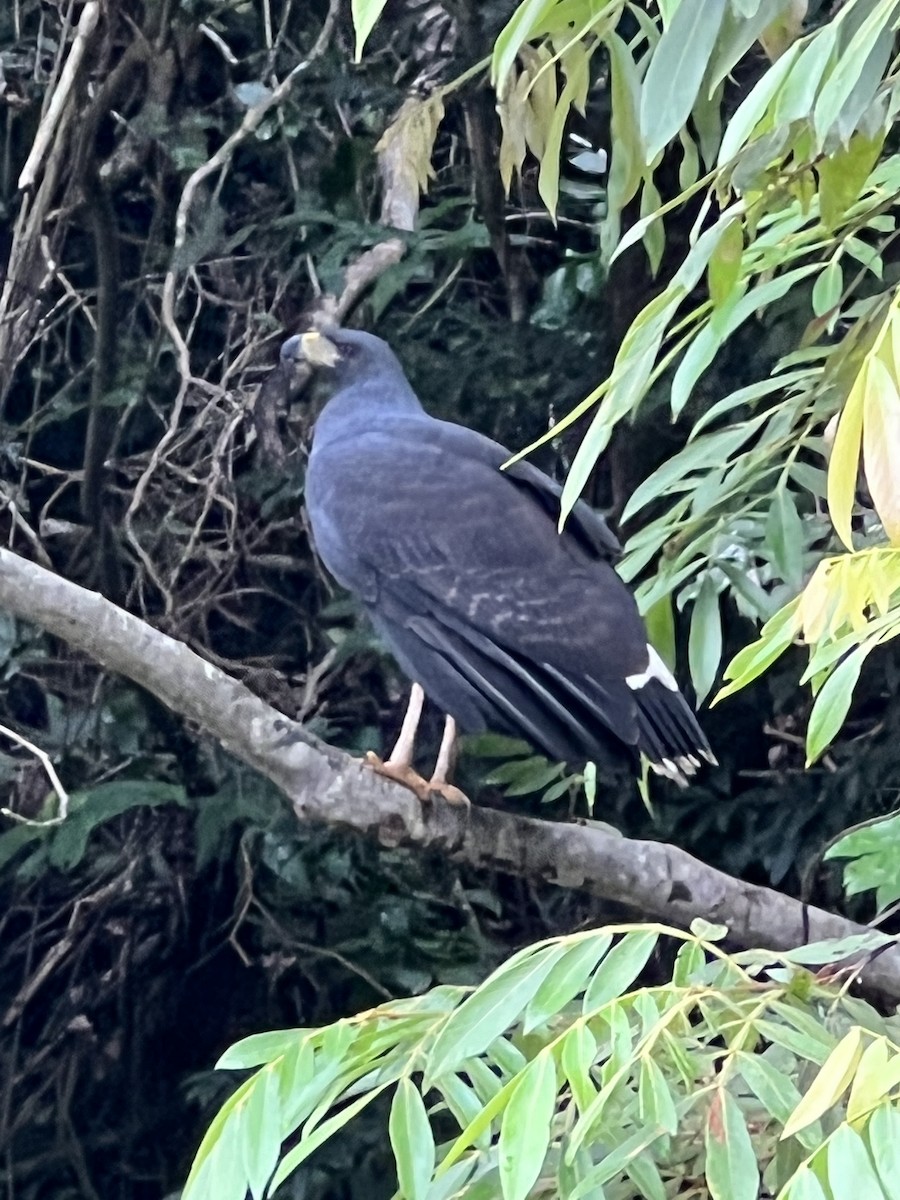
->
[795, 559, 836, 643]
[846, 1037, 900, 1122]
[522, 44, 556, 161]
[863, 355, 900, 544]
[782, 1027, 865, 1139]
[497, 68, 529, 194]
[376, 95, 445, 229]
[827, 367, 866, 551]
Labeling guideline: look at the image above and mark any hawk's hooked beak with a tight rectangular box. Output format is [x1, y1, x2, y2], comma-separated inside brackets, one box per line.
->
[299, 330, 340, 368]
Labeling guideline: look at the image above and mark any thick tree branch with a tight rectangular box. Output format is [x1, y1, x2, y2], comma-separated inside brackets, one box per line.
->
[1, 547, 898, 997]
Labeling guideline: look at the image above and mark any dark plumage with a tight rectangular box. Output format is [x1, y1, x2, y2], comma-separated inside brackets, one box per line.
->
[285, 327, 714, 786]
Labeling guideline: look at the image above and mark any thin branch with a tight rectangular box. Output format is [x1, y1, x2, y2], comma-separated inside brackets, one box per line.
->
[124, 0, 341, 595]
[0, 546, 898, 999]
[0, 721, 69, 824]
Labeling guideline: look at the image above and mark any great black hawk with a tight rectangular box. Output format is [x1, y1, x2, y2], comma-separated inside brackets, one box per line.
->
[284, 326, 714, 802]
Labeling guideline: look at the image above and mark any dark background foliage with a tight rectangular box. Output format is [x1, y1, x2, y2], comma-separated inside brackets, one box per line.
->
[0, 1, 897, 1197]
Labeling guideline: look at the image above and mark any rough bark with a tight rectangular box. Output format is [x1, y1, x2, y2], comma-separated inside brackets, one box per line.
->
[1, 547, 898, 998]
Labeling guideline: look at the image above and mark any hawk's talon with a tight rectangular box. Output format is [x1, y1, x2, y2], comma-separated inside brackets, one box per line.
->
[364, 752, 470, 807]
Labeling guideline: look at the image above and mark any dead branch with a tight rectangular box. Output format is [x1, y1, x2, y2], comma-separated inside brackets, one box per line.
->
[1, 547, 899, 1000]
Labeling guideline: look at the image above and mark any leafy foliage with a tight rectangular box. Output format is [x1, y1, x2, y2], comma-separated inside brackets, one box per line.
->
[186, 923, 900, 1200]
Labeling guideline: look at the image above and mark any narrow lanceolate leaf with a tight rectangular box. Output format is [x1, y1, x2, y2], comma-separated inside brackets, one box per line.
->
[704, 1088, 760, 1200]
[782, 1166, 829, 1200]
[827, 366, 866, 551]
[689, 575, 723, 705]
[718, 41, 800, 163]
[538, 42, 590, 218]
[242, 1065, 283, 1200]
[846, 1038, 900, 1122]
[269, 1084, 391, 1191]
[638, 1056, 678, 1134]
[427, 944, 568, 1081]
[781, 1027, 865, 1138]
[561, 1023, 598, 1115]
[582, 930, 659, 1013]
[735, 1051, 805, 1131]
[498, 1051, 558, 1200]
[217, 1030, 304, 1070]
[389, 1078, 435, 1200]
[640, 0, 727, 163]
[806, 641, 875, 765]
[183, 1075, 256, 1200]
[812, 258, 843, 319]
[707, 218, 743, 308]
[524, 934, 613, 1031]
[825, 1123, 889, 1200]
[491, 0, 557, 94]
[867, 1103, 900, 1196]
[862, 355, 900, 544]
[351, 0, 389, 61]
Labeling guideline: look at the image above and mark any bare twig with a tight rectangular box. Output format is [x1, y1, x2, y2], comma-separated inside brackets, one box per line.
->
[1, 546, 899, 1001]
[17, 2, 100, 190]
[0, 721, 69, 824]
[124, 0, 341, 600]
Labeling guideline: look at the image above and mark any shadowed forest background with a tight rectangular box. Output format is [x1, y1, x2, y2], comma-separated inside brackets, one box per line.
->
[1, 1, 899, 1197]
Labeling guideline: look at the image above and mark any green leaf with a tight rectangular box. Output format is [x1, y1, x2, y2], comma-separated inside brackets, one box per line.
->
[640, 0, 727, 163]
[707, 218, 743, 308]
[782, 931, 893, 965]
[498, 1051, 557, 1200]
[866, 1103, 900, 1196]
[782, 1166, 829, 1200]
[707, 0, 791, 92]
[637, 1056, 678, 1134]
[270, 1084, 391, 1191]
[582, 930, 659, 1013]
[671, 263, 819, 417]
[825, 1122, 887, 1200]
[806, 640, 876, 765]
[390, 1078, 436, 1200]
[718, 42, 800, 163]
[184, 1075, 256, 1200]
[689, 575, 723, 705]
[714, 598, 799, 704]
[773, 24, 837, 127]
[624, 414, 768, 520]
[427, 944, 568, 1080]
[736, 1051, 805, 1130]
[813, 2, 896, 142]
[242, 1065, 282, 1200]
[644, 593, 677, 672]
[827, 811, 900, 859]
[818, 135, 885, 231]
[524, 934, 612, 1031]
[812, 258, 843, 318]
[705, 1088, 760, 1200]
[561, 1023, 598, 1115]
[491, 0, 557, 93]
[351, 0, 389, 61]
[48, 781, 188, 869]
[604, 30, 644, 218]
[766, 487, 805, 589]
[217, 1030, 305, 1070]
[624, 1150, 667, 1200]
[439, 1074, 489, 1143]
